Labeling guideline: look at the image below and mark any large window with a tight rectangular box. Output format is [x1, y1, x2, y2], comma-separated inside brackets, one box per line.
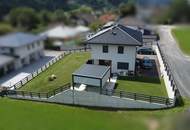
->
[118, 46, 124, 54]
[117, 62, 129, 70]
[102, 45, 108, 53]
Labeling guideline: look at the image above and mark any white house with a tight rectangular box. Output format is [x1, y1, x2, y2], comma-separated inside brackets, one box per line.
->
[72, 24, 143, 89]
[86, 24, 143, 75]
[42, 25, 90, 50]
[0, 32, 45, 77]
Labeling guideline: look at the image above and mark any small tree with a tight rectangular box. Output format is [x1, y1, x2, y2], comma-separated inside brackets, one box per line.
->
[9, 7, 39, 30]
[0, 23, 14, 35]
[119, 3, 136, 17]
[38, 10, 52, 26]
[52, 9, 70, 24]
[89, 20, 102, 31]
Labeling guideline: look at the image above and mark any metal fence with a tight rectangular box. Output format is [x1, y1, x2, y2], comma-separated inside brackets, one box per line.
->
[7, 83, 70, 98]
[9, 48, 90, 90]
[100, 89, 174, 106]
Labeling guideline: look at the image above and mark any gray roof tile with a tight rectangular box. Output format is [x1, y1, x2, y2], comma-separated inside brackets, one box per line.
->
[86, 24, 143, 46]
[0, 32, 46, 48]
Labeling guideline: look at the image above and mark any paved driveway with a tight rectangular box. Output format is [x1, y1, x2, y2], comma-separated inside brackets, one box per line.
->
[157, 25, 190, 97]
[0, 50, 63, 88]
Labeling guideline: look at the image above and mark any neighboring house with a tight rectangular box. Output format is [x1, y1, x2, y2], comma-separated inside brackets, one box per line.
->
[86, 24, 143, 75]
[42, 25, 90, 50]
[0, 32, 45, 77]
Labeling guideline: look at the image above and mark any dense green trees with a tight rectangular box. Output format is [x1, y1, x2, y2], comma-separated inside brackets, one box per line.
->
[158, 0, 190, 24]
[119, 3, 136, 17]
[0, 23, 14, 35]
[9, 8, 39, 30]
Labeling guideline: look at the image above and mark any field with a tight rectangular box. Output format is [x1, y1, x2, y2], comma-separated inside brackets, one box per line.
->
[21, 52, 90, 92]
[0, 98, 188, 130]
[117, 76, 167, 97]
[172, 26, 190, 55]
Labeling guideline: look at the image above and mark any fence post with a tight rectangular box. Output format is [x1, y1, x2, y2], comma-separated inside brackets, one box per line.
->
[30, 92, 33, 98]
[165, 98, 169, 105]
[22, 91, 24, 97]
[120, 91, 122, 98]
[14, 85, 16, 90]
[38, 93, 40, 98]
[134, 93, 136, 100]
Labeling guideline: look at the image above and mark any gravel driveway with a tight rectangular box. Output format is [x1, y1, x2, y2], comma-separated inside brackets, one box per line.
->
[157, 25, 190, 97]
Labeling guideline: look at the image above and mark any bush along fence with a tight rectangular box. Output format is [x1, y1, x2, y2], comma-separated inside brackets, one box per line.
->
[6, 83, 70, 99]
[8, 48, 90, 90]
[100, 88, 174, 106]
[153, 42, 180, 106]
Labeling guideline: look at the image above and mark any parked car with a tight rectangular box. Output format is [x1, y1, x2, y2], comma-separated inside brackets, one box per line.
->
[142, 57, 153, 69]
[137, 47, 155, 55]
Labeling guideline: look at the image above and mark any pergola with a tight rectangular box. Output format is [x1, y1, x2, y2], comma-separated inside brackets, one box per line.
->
[72, 64, 111, 88]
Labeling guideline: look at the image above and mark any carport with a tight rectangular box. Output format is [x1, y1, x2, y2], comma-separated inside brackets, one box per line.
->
[72, 64, 111, 88]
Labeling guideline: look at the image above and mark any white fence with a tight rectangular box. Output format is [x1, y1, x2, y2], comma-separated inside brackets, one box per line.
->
[153, 43, 178, 105]
[9, 48, 90, 90]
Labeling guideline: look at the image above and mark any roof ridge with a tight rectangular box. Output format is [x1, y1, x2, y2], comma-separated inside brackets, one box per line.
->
[87, 25, 115, 41]
[117, 25, 142, 44]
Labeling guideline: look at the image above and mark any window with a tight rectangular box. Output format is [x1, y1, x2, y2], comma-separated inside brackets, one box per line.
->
[32, 43, 35, 49]
[10, 48, 14, 55]
[117, 62, 129, 70]
[118, 46, 124, 54]
[27, 45, 31, 50]
[37, 42, 41, 46]
[102, 45, 108, 53]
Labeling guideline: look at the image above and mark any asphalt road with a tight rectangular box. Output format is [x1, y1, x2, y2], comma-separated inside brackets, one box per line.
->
[157, 25, 190, 98]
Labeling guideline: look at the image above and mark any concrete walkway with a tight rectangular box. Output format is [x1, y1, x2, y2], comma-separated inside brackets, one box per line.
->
[103, 76, 118, 91]
[8, 89, 170, 109]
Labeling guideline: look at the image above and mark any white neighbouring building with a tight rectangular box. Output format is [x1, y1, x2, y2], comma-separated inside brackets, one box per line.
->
[86, 24, 143, 75]
[41, 25, 90, 50]
[0, 32, 45, 77]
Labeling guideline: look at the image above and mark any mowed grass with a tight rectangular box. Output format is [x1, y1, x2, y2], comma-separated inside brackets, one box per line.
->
[0, 98, 189, 130]
[117, 76, 167, 97]
[21, 52, 90, 92]
[172, 26, 190, 55]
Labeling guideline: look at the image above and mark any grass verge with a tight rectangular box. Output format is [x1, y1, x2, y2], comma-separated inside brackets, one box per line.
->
[172, 26, 190, 55]
[116, 76, 168, 97]
[0, 98, 189, 130]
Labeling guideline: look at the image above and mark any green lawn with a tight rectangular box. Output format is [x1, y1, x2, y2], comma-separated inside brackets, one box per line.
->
[0, 98, 189, 130]
[21, 52, 90, 92]
[117, 76, 167, 97]
[172, 26, 190, 55]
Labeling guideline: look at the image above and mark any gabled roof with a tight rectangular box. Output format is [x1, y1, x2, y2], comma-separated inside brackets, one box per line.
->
[86, 24, 143, 46]
[0, 32, 45, 48]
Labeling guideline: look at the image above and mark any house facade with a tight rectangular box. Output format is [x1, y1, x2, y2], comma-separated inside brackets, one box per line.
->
[86, 24, 143, 75]
[0, 32, 45, 77]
